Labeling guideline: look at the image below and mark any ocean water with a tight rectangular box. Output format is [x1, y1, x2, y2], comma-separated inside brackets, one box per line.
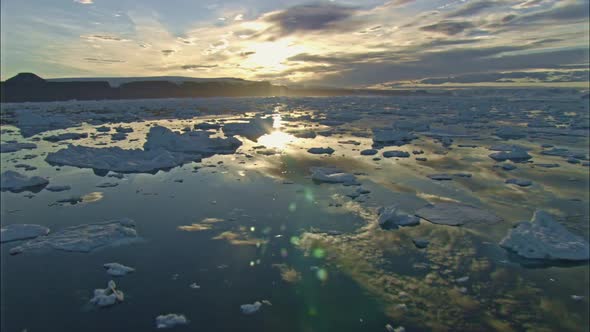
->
[1, 95, 589, 331]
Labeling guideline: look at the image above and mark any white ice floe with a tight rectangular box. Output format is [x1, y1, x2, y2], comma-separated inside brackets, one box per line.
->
[96, 182, 119, 188]
[90, 280, 124, 307]
[144, 125, 241, 155]
[0, 143, 37, 153]
[378, 206, 420, 229]
[310, 167, 358, 185]
[9, 218, 139, 255]
[382, 150, 410, 158]
[1, 224, 50, 243]
[104, 262, 135, 276]
[488, 149, 532, 163]
[307, 147, 334, 155]
[1, 170, 49, 192]
[43, 132, 88, 142]
[500, 210, 590, 261]
[45, 185, 71, 192]
[505, 178, 533, 187]
[240, 301, 263, 314]
[372, 129, 416, 146]
[223, 116, 273, 140]
[427, 174, 453, 181]
[46, 145, 198, 173]
[156, 314, 189, 329]
[416, 203, 502, 226]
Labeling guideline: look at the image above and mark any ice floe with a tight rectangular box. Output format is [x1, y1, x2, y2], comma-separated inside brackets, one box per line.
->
[240, 301, 265, 314]
[45, 185, 71, 192]
[90, 280, 124, 307]
[0, 143, 37, 153]
[1, 170, 49, 192]
[307, 147, 334, 155]
[1, 224, 50, 243]
[378, 206, 420, 229]
[9, 218, 139, 255]
[156, 314, 189, 329]
[144, 125, 241, 155]
[46, 145, 198, 173]
[505, 178, 533, 187]
[222, 116, 273, 140]
[416, 203, 502, 226]
[488, 149, 532, 163]
[383, 150, 410, 158]
[500, 210, 590, 261]
[104, 262, 135, 276]
[310, 167, 358, 185]
[43, 132, 88, 142]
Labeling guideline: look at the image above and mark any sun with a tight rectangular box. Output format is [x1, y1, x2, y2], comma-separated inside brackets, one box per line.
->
[257, 131, 297, 150]
[242, 39, 304, 71]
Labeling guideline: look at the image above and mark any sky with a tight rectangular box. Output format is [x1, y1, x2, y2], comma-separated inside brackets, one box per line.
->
[1, 0, 589, 88]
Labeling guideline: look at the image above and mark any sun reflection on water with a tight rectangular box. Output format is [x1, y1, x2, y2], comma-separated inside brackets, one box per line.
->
[257, 113, 297, 149]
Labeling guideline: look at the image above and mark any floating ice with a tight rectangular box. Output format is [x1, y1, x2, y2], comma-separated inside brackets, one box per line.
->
[412, 238, 429, 249]
[427, 174, 453, 181]
[43, 132, 88, 142]
[310, 167, 358, 185]
[360, 149, 378, 156]
[494, 127, 526, 140]
[378, 206, 420, 229]
[9, 218, 139, 255]
[505, 178, 533, 187]
[1, 170, 49, 192]
[383, 150, 410, 158]
[240, 301, 262, 314]
[156, 314, 189, 329]
[104, 262, 135, 276]
[372, 129, 416, 147]
[46, 145, 198, 173]
[307, 147, 334, 155]
[90, 280, 124, 307]
[45, 185, 71, 192]
[1, 224, 50, 243]
[500, 210, 590, 261]
[416, 203, 502, 226]
[223, 116, 273, 140]
[489, 149, 532, 163]
[144, 125, 241, 155]
[96, 182, 119, 188]
[0, 143, 36, 153]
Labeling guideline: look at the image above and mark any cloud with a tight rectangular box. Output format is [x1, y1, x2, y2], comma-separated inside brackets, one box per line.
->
[446, 0, 505, 17]
[74, 0, 93, 4]
[180, 64, 218, 70]
[262, 3, 360, 37]
[420, 21, 475, 35]
[83, 57, 125, 64]
[161, 49, 175, 56]
[81, 34, 129, 42]
[508, 0, 590, 25]
[415, 69, 589, 85]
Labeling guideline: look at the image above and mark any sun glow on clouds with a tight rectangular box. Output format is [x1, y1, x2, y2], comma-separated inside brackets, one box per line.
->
[242, 39, 305, 72]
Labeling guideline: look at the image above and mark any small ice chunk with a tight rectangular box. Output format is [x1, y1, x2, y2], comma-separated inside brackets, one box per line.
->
[1, 170, 49, 192]
[427, 174, 453, 181]
[505, 178, 532, 187]
[416, 203, 502, 226]
[310, 167, 358, 185]
[412, 238, 429, 249]
[10, 218, 139, 255]
[500, 163, 517, 171]
[45, 185, 71, 192]
[90, 280, 124, 307]
[378, 206, 420, 229]
[96, 126, 111, 132]
[43, 132, 88, 142]
[455, 276, 469, 283]
[0, 143, 37, 153]
[307, 147, 335, 155]
[96, 182, 119, 188]
[500, 210, 590, 261]
[489, 150, 532, 163]
[104, 262, 135, 276]
[1, 224, 50, 243]
[240, 301, 262, 314]
[360, 149, 378, 156]
[382, 150, 410, 158]
[156, 314, 188, 329]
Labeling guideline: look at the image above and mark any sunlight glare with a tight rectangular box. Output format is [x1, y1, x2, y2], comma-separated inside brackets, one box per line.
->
[257, 131, 296, 149]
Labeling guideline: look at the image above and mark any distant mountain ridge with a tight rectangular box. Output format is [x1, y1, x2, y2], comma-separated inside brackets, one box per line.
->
[47, 76, 253, 88]
[0, 72, 435, 102]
